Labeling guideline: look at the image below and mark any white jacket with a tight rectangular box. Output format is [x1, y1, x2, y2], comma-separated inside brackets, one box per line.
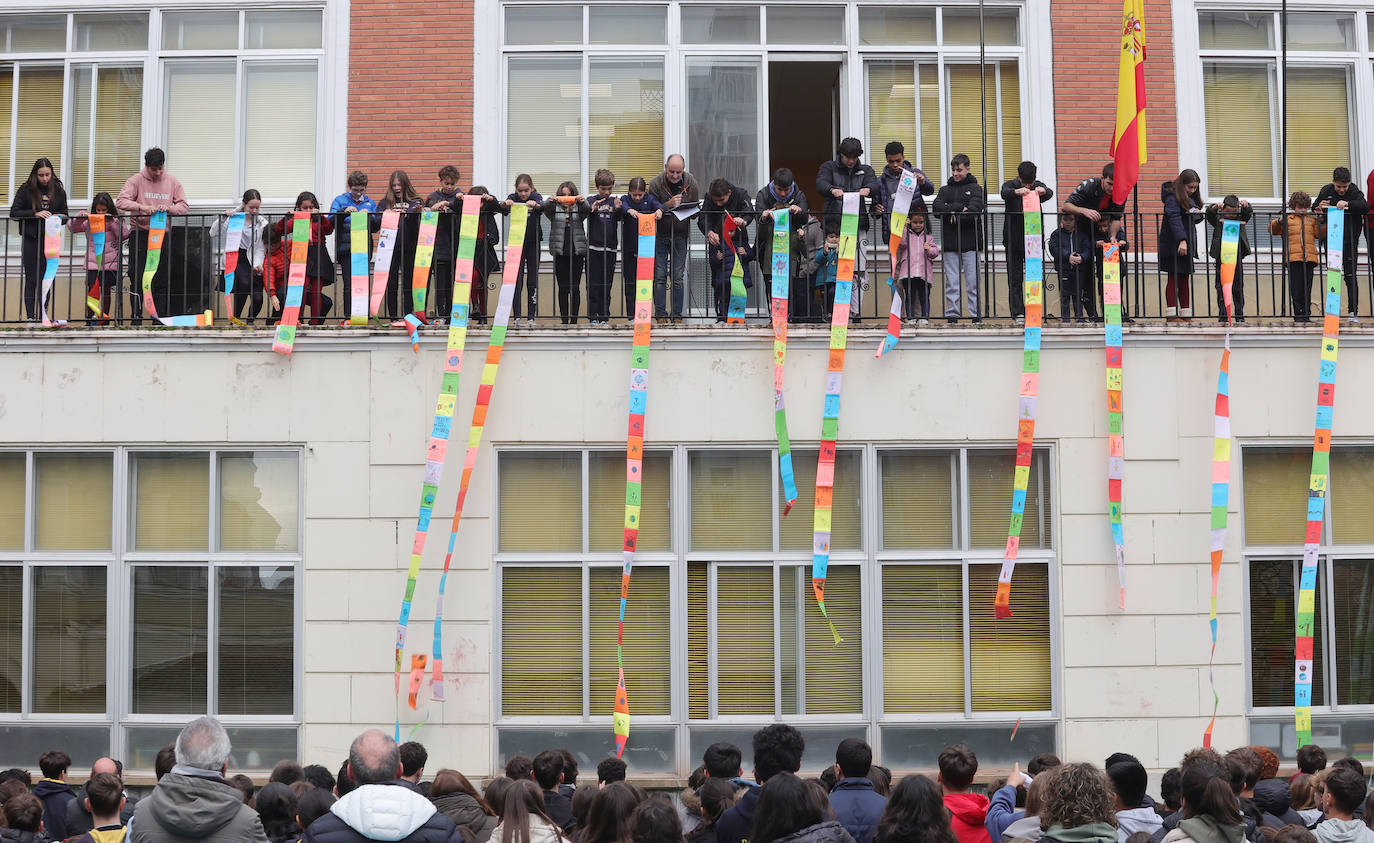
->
[330, 784, 438, 842]
[209, 212, 268, 271]
[488, 817, 565, 843]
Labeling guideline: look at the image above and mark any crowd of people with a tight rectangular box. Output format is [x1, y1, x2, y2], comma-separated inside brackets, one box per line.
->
[7, 144, 1371, 328]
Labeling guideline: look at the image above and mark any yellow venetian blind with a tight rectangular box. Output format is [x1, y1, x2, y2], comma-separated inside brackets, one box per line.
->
[501, 566, 582, 715]
[589, 59, 663, 189]
[0, 454, 22, 550]
[947, 63, 1015, 187]
[220, 452, 298, 552]
[717, 565, 775, 715]
[882, 564, 965, 713]
[589, 450, 670, 551]
[589, 565, 669, 715]
[507, 56, 581, 195]
[94, 65, 143, 198]
[133, 453, 209, 551]
[880, 451, 955, 549]
[1204, 64, 1275, 197]
[499, 452, 582, 552]
[969, 564, 1051, 711]
[1331, 449, 1374, 544]
[1249, 559, 1324, 707]
[781, 450, 860, 551]
[32, 566, 106, 714]
[687, 561, 708, 719]
[1242, 448, 1313, 546]
[15, 65, 63, 182]
[919, 63, 942, 178]
[0, 68, 13, 197]
[1286, 67, 1350, 197]
[35, 453, 112, 551]
[801, 564, 862, 714]
[690, 451, 771, 551]
[0, 565, 19, 712]
[967, 449, 1050, 549]
[999, 63, 1022, 187]
[867, 61, 915, 166]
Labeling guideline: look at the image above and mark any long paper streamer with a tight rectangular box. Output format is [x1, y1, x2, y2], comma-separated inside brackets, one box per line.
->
[615, 212, 657, 757]
[430, 203, 527, 699]
[770, 209, 798, 513]
[272, 212, 310, 354]
[811, 192, 859, 644]
[994, 193, 1044, 619]
[723, 215, 747, 323]
[1295, 207, 1342, 748]
[877, 169, 918, 357]
[1103, 242, 1126, 607]
[371, 209, 400, 318]
[412, 210, 437, 316]
[407, 654, 427, 710]
[350, 211, 369, 325]
[391, 196, 480, 719]
[87, 214, 107, 319]
[142, 211, 214, 328]
[223, 213, 245, 320]
[39, 215, 66, 327]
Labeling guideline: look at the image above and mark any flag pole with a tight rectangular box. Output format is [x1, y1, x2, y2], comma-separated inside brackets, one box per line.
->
[978, 0, 988, 317]
[1280, 0, 1288, 205]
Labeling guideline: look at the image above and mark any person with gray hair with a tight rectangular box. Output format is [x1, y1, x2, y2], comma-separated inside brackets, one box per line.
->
[303, 730, 465, 843]
[129, 717, 268, 843]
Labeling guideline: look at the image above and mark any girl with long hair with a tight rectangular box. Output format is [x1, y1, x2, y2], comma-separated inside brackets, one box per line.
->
[1157, 168, 1203, 322]
[432, 769, 499, 843]
[208, 189, 269, 323]
[271, 191, 335, 324]
[751, 772, 853, 843]
[255, 782, 302, 843]
[1040, 764, 1117, 843]
[1160, 765, 1244, 843]
[8, 157, 70, 321]
[68, 191, 129, 323]
[376, 169, 423, 322]
[581, 781, 645, 843]
[491, 779, 566, 843]
[875, 774, 958, 843]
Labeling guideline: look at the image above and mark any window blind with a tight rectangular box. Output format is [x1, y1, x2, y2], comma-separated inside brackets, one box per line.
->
[1249, 559, 1323, 707]
[1204, 64, 1275, 197]
[131, 565, 207, 714]
[687, 561, 708, 719]
[1242, 448, 1312, 546]
[218, 566, 294, 715]
[867, 61, 915, 168]
[947, 63, 1014, 187]
[919, 64, 942, 179]
[0, 454, 22, 550]
[31, 566, 106, 714]
[589, 450, 669, 551]
[133, 453, 209, 551]
[781, 450, 860, 551]
[589, 565, 669, 715]
[507, 56, 581, 195]
[969, 563, 1051, 711]
[0, 68, 13, 197]
[1286, 67, 1350, 197]
[882, 564, 965, 712]
[0, 566, 18, 712]
[716, 565, 775, 715]
[1331, 560, 1374, 706]
[94, 66, 143, 199]
[800, 564, 862, 714]
[71, 66, 93, 199]
[967, 450, 1049, 549]
[501, 566, 582, 715]
[780, 566, 798, 714]
[881, 451, 955, 549]
[35, 453, 112, 551]
[499, 452, 582, 552]
[589, 59, 663, 190]
[1331, 449, 1374, 544]
[999, 63, 1022, 190]
[165, 62, 235, 201]
[15, 65, 63, 185]
[220, 452, 299, 552]
[245, 64, 318, 197]
[690, 451, 771, 551]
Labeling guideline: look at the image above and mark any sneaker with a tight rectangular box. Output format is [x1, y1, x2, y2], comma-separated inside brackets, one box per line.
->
[1349, 314, 1361, 326]
[1014, 315, 1025, 324]
[917, 318, 929, 327]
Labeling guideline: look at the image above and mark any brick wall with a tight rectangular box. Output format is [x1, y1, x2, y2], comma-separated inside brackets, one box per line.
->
[345, 0, 475, 197]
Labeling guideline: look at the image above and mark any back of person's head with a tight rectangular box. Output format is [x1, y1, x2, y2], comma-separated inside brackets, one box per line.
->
[1124, 834, 1153, 843]
[176, 716, 232, 772]
[1180, 763, 1242, 824]
[868, 766, 892, 797]
[335, 760, 356, 797]
[502, 779, 553, 843]
[303, 764, 335, 793]
[84, 773, 123, 818]
[256, 782, 300, 841]
[594, 169, 616, 189]
[630, 797, 683, 843]
[1273, 826, 1317, 843]
[1224, 755, 1248, 796]
[1290, 191, 1313, 211]
[297, 788, 336, 831]
[1250, 747, 1280, 781]
[1332, 757, 1365, 777]
[1180, 747, 1226, 772]
[1290, 775, 1316, 811]
[154, 744, 176, 779]
[753, 724, 805, 783]
[583, 781, 644, 843]
[752, 772, 822, 843]
[3, 794, 41, 832]
[0, 780, 31, 805]
[399, 741, 428, 778]
[1018, 161, 1037, 183]
[558, 749, 579, 788]
[937, 744, 978, 791]
[1226, 748, 1262, 792]
[572, 784, 598, 828]
[1043, 763, 1115, 829]
[1296, 745, 1327, 775]
[687, 766, 707, 792]
[1024, 773, 1051, 819]
[1161, 768, 1183, 813]
[1104, 753, 1140, 769]
[837, 138, 863, 160]
[229, 774, 255, 804]
[1029, 754, 1062, 777]
[1333, 167, 1353, 183]
[875, 774, 957, 843]
[1107, 760, 1149, 810]
[506, 755, 534, 780]
[0, 769, 32, 787]
[1323, 766, 1367, 816]
[145, 147, 166, 168]
[598, 757, 628, 785]
[773, 168, 794, 189]
[532, 750, 564, 790]
[704, 743, 742, 780]
[433, 769, 495, 815]
[835, 738, 872, 779]
[806, 779, 833, 820]
[348, 729, 400, 785]
[818, 766, 838, 793]
[39, 750, 71, 780]
[708, 179, 732, 199]
[484, 777, 515, 817]
[270, 760, 305, 786]
[698, 778, 739, 826]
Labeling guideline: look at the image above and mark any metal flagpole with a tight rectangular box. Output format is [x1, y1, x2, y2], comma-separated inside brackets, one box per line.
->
[979, 0, 989, 316]
[1281, 0, 1288, 206]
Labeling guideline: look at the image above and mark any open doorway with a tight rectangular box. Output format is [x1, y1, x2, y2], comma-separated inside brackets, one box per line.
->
[767, 60, 841, 213]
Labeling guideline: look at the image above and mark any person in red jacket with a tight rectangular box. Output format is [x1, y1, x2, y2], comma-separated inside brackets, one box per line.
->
[939, 744, 991, 843]
[273, 192, 335, 325]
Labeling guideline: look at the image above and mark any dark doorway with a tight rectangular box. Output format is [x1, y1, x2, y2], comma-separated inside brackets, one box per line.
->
[767, 60, 841, 214]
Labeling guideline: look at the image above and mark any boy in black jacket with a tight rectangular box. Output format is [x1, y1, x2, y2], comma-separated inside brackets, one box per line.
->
[1047, 213, 1095, 322]
[932, 154, 986, 321]
[755, 168, 811, 321]
[1205, 195, 1252, 322]
[1000, 160, 1053, 321]
[1315, 166, 1369, 324]
[586, 169, 620, 324]
[699, 178, 753, 322]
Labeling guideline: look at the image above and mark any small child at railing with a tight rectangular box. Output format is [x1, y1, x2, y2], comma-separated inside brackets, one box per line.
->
[69, 192, 129, 324]
[502, 174, 545, 325]
[1269, 191, 1324, 324]
[1206, 194, 1252, 322]
[272, 192, 335, 325]
[617, 177, 664, 322]
[892, 213, 939, 327]
[543, 182, 590, 325]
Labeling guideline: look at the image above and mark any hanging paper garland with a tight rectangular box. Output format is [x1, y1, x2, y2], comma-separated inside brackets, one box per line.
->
[769, 208, 798, 514]
[1296, 208, 1342, 748]
[1103, 241, 1126, 607]
[430, 202, 527, 699]
[994, 193, 1043, 619]
[86, 214, 107, 320]
[876, 169, 918, 357]
[272, 212, 310, 354]
[142, 211, 213, 327]
[723, 215, 747, 323]
[371, 209, 401, 318]
[412, 210, 438, 317]
[39, 215, 67, 327]
[222, 213, 245, 322]
[350, 210, 370, 326]
[811, 192, 859, 644]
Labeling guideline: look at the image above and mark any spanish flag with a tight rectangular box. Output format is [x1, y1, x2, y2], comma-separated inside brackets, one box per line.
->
[1111, 0, 1147, 205]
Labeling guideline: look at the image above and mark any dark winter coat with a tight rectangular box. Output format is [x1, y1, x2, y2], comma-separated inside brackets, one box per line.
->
[1156, 182, 1202, 276]
[754, 182, 811, 268]
[932, 175, 987, 253]
[33, 779, 77, 841]
[877, 162, 935, 241]
[816, 158, 880, 230]
[771, 822, 857, 843]
[543, 198, 590, 257]
[1000, 179, 1055, 245]
[1047, 225, 1095, 278]
[67, 790, 138, 838]
[715, 785, 761, 843]
[647, 171, 702, 238]
[430, 794, 496, 843]
[828, 779, 887, 843]
[1315, 182, 1369, 252]
[1065, 177, 1125, 223]
[8, 181, 70, 242]
[1206, 204, 1253, 261]
[1251, 781, 1305, 830]
[697, 183, 754, 252]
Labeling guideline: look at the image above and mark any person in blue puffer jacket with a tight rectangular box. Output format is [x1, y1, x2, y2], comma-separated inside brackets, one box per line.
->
[828, 739, 888, 843]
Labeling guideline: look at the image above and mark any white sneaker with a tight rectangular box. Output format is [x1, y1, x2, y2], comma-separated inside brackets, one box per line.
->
[1349, 314, 1361, 326]
[917, 318, 929, 327]
[1014, 314, 1025, 324]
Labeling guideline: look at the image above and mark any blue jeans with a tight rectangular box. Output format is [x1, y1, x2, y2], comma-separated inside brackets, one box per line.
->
[654, 232, 688, 317]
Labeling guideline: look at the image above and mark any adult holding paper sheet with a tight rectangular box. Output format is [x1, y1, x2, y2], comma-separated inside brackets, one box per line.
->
[649, 154, 701, 323]
[9, 158, 70, 322]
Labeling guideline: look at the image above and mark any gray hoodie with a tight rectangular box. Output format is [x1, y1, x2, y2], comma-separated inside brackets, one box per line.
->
[1003, 816, 1045, 843]
[1117, 808, 1165, 842]
[129, 769, 268, 843]
[1315, 819, 1374, 843]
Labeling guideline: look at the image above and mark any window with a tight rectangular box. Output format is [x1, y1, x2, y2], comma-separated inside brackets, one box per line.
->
[0, 449, 301, 769]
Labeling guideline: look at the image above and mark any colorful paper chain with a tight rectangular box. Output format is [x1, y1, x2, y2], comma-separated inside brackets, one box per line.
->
[769, 208, 798, 514]
[371, 209, 400, 318]
[222, 213, 245, 320]
[1103, 241, 1126, 607]
[392, 197, 480, 729]
[877, 170, 918, 357]
[1296, 207, 1343, 748]
[724, 215, 747, 324]
[431, 201, 524, 699]
[995, 192, 1043, 619]
[412, 210, 437, 316]
[616, 212, 657, 757]
[86, 214, 107, 319]
[272, 212, 310, 354]
[350, 210, 369, 325]
[142, 211, 213, 328]
[39, 215, 67, 327]
[811, 191, 859, 644]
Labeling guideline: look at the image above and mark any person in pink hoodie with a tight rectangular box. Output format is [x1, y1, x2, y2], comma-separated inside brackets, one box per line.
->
[68, 192, 130, 323]
[115, 147, 189, 322]
[939, 744, 992, 843]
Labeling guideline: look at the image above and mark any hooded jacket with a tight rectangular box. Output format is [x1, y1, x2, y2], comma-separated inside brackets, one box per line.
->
[754, 182, 811, 268]
[1045, 823, 1118, 843]
[1161, 816, 1245, 843]
[1251, 780, 1304, 830]
[772, 821, 857, 843]
[1156, 181, 1202, 276]
[828, 779, 887, 843]
[129, 769, 268, 843]
[303, 784, 466, 843]
[1116, 808, 1164, 842]
[945, 792, 994, 843]
[1314, 183, 1369, 252]
[115, 168, 189, 229]
[1315, 820, 1374, 843]
[932, 175, 987, 253]
[1205, 204, 1252, 261]
[817, 157, 880, 230]
[1000, 179, 1055, 245]
[0, 829, 48, 843]
[877, 162, 934, 241]
[985, 782, 1024, 843]
[716, 784, 761, 843]
[34, 779, 77, 841]
[1002, 816, 1044, 843]
[429, 793, 496, 843]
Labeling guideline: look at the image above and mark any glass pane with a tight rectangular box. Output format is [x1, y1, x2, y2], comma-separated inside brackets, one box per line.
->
[500, 726, 676, 775]
[1250, 559, 1323, 707]
[967, 449, 1051, 549]
[970, 564, 1051, 711]
[589, 7, 665, 44]
[1331, 449, 1374, 544]
[501, 566, 582, 716]
[504, 6, 582, 45]
[589, 59, 665, 194]
[688, 561, 707, 719]
[70, 66, 93, 198]
[717, 566, 774, 715]
[883, 564, 964, 712]
[1250, 715, 1373, 764]
[1198, 11, 1274, 50]
[73, 13, 148, 51]
[686, 58, 760, 193]
[133, 453, 209, 551]
[881, 451, 955, 549]
[883, 723, 1055, 770]
[689, 450, 771, 551]
[131, 566, 207, 714]
[129, 725, 299, 772]
[219, 566, 295, 715]
[0, 725, 110, 769]
[1287, 14, 1355, 51]
[35, 453, 112, 551]
[1286, 67, 1350, 199]
[244, 11, 322, 49]
[506, 56, 581, 199]
[0, 454, 23, 550]
[946, 62, 1020, 189]
[245, 63, 317, 193]
[790, 565, 862, 714]
[590, 566, 669, 716]
[868, 60, 915, 169]
[781, 450, 861, 551]
[1000, 63, 1022, 193]
[16, 65, 64, 186]
[92, 66, 142, 199]
[162, 11, 239, 50]
[1203, 64, 1274, 198]
[589, 450, 670, 551]
[220, 452, 299, 551]
[689, 725, 867, 774]
[859, 7, 935, 45]
[165, 62, 236, 200]
[0, 566, 18, 711]
[32, 566, 106, 714]
[767, 7, 844, 45]
[0, 69, 11, 197]
[0, 16, 66, 53]
[682, 6, 760, 43]
[499, 451, 582, 551]
[943, 8, 1018, 46]
[1243, 448, 1313, 545]
[1332, 560, 1374, 706]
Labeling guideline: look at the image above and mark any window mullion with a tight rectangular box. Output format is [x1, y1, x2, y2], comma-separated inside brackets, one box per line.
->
[772, 564, 781, 718]
[207, 560, 218, 715]
[962, 558, 972, 717]
[581, 563, 590, 719]
[1323, 555, 1337, 708]
[707, 562, 718, 719]
[21, 562, 32, 714]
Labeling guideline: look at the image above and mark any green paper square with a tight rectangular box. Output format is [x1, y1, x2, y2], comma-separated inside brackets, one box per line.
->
[821, 417, 839, 440]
